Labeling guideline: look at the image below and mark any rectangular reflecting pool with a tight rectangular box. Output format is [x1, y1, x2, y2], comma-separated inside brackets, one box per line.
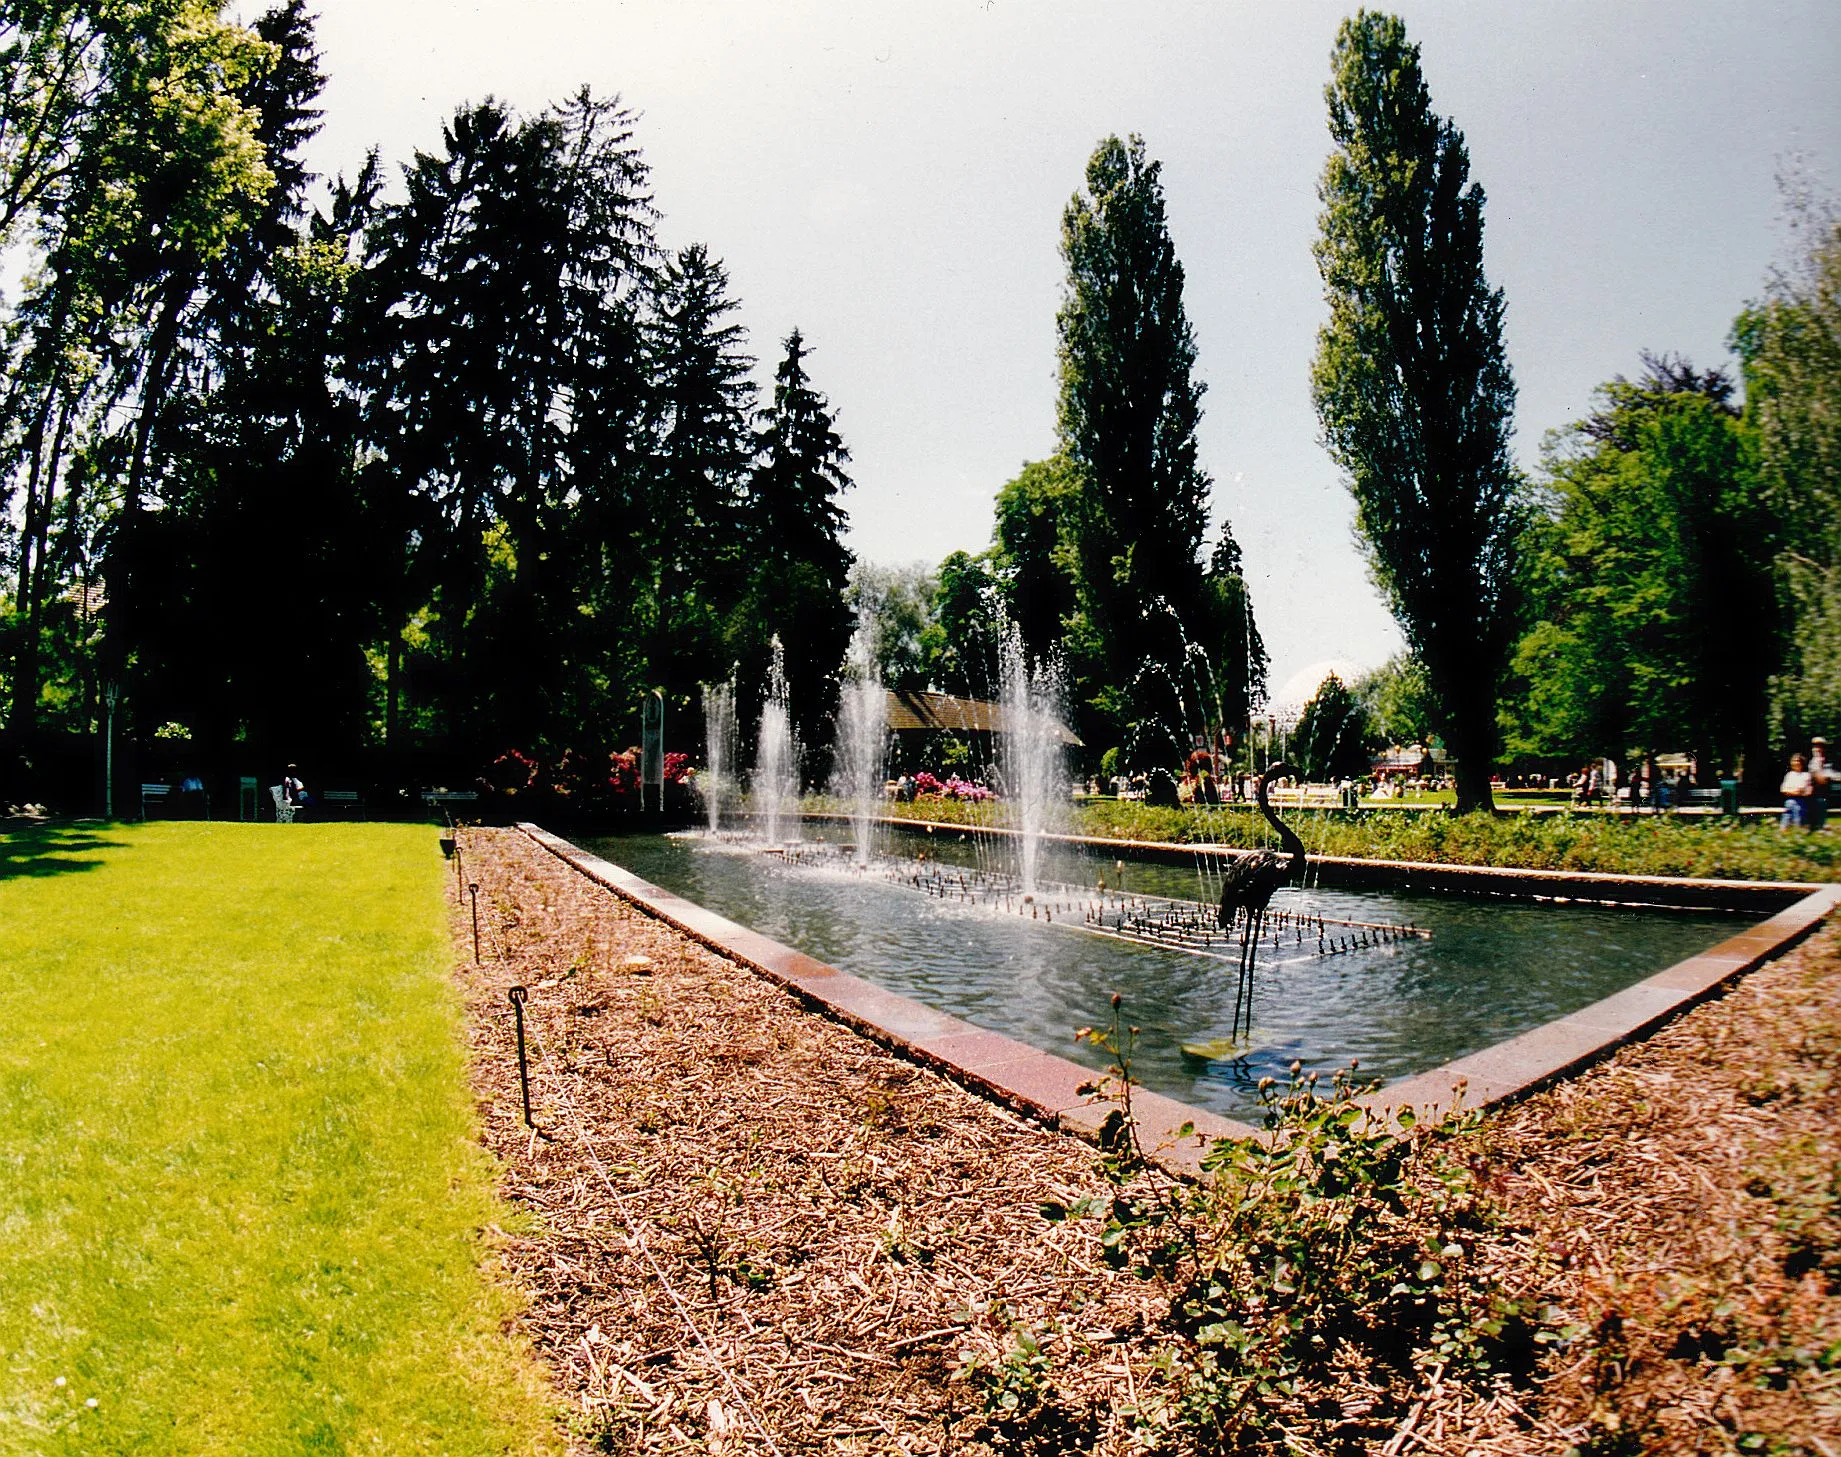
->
[584, 825, 1759, 1119]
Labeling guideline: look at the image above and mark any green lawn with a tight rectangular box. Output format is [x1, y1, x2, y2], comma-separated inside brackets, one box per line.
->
[0, 823, 558, 1456]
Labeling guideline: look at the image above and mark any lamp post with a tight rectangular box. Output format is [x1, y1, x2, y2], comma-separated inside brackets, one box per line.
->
[102, 680, 120, 819]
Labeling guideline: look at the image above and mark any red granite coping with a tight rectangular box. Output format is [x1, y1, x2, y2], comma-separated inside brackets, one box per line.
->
[1361, 880, 1841, 1125]
[517, 823, 1837, 1176]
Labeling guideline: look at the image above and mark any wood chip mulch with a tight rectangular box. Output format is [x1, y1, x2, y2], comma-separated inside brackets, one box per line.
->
[450, 826, 1841, 1456]
[451, 827, 1163, 1455]
[1418, 918, 1841, 1457]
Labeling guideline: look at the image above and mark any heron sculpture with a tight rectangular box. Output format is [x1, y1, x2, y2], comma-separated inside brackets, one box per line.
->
[1217, 759, 1308, 1039]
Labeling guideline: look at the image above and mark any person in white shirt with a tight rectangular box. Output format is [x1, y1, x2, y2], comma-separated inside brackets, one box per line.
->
[1781, 754, 1815, 830]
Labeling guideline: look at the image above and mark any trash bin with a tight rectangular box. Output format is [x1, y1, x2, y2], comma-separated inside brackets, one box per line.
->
[1719, 778, 1740, 817]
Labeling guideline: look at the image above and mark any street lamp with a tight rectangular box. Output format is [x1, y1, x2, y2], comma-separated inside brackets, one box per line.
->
[102, 680, 119, 819]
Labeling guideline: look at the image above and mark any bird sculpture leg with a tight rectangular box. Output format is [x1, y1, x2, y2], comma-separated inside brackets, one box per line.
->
[1232, 906, 1262, 1042]
[1241, 907, 1266, 1040]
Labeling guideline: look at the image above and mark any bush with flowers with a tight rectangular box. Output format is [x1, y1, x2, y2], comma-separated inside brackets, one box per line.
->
[606, 748, 640, 801]
[480, 745, 697, 818]
[486, 748, 541, 796]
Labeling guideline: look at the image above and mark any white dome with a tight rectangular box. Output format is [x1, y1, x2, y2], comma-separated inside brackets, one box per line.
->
[1271, 658, 1367, 717]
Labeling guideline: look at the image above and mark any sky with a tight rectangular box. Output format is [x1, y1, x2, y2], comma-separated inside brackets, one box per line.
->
[291, 0, 1839, 701]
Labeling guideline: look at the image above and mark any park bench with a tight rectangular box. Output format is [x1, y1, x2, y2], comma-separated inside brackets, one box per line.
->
[422, 789, 480, 823]
[319, 789, 364, 819]
[140, 783, 171, 820]
[1267, 786, 1342, 809]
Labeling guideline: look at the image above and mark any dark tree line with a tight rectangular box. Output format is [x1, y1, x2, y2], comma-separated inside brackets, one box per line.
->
[0, 2, 854, 803]
[5, 4, 1824, 813]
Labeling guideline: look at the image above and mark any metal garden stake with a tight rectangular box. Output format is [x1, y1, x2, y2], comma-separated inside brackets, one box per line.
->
[468, 882, 481, 963]
[508, 985, 534, 1127]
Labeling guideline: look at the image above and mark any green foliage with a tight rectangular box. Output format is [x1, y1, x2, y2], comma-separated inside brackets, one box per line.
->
[3, 0, 283, 740]
[642, 242, 759, 711]
[925, 549, 1003, 697]
[1358, 653, 1439, 748]
[1501, 355, 1775, 776]
[739, 328, 856, 769]
[849, 561, 936, 692]
[1195, 526, 1270, 740]
[1053, 1005, 1536, 1449]
[0, 821, 560, 1453]
[1739, 185, 1841, 748]
[1292, 671, 1373, 781]
[990, 454, 1080, 670]
[1312, 11, 1521, 813]
[364, 88, 659, 755]
[2, 14, 866, 796]
[875, 793, 1841, 883]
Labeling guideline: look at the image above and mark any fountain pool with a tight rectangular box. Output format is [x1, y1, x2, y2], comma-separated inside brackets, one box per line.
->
[583, 823, 1758, 1120]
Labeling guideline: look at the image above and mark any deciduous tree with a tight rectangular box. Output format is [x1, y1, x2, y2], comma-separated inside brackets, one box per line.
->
[1737, 186, 1841, 745]
[1500, 356, 1777, 778]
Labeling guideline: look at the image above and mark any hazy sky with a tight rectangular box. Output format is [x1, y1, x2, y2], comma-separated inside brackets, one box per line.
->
[291, 1, 1838, 698]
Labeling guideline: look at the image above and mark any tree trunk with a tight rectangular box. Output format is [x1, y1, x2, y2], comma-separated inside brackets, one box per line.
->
[8, 395, 70, 737]
[1447, 677, 1498, 815]
[385, 633, 400, 750]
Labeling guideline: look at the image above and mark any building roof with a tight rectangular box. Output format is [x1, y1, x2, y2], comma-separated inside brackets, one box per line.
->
[884, 689, 1082, 747]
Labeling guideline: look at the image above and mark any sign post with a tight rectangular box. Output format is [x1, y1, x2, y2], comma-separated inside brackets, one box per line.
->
[102, 680, 120, 819]
[641, 689, 665, 813]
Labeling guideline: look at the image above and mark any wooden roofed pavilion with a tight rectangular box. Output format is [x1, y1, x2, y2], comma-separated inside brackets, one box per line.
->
[883, 690, 1081, 746]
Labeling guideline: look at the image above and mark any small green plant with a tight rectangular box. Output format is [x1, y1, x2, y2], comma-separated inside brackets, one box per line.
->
[956, 1322, 1093, 1455]
[1042, 995, 1539, 1449]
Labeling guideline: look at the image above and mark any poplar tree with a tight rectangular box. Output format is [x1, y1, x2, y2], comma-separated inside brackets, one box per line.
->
[1311, 11, 1521, 813]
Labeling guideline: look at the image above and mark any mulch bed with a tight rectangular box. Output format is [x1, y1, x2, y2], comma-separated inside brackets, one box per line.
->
[451, 826, 1840, 1455]
[1422, 917, 1841, 1456]
[452, 826, 1160, 1454]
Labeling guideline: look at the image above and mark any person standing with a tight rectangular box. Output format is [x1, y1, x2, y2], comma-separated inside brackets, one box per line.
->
[282, 764, 308, 818]
[1810, 736, 1833, 831]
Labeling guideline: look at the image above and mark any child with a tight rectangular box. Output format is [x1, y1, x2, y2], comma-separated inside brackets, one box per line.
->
[1781, 753, 1814, 830]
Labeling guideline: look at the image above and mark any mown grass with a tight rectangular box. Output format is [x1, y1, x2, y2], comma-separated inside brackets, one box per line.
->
[0, 822, 559, 1456]
[861, 796, 1841, 883]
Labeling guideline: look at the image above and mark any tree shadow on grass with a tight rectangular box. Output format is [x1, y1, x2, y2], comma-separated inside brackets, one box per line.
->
[0, 821, 128, 881]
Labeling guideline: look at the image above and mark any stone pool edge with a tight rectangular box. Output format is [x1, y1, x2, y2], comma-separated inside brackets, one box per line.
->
[1359, 879, 1841, 1125]
[517, 822, 1838, 1177]
[517, 822, 1249, 1178]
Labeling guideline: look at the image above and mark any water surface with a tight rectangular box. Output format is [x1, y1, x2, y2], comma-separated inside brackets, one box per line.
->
[586, 826, 1753, 1118]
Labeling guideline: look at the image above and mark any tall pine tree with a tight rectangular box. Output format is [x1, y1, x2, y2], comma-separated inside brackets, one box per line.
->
[643, 243, 756, 711]
[739, 328, 854, 770]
